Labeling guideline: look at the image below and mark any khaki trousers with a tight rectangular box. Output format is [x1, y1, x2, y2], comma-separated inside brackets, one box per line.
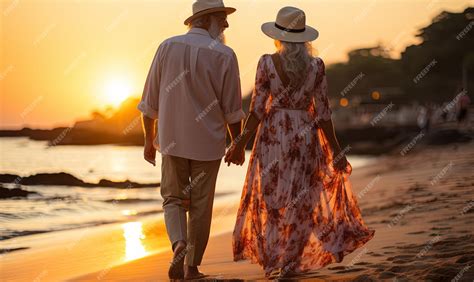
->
[160, 154, 221, 266]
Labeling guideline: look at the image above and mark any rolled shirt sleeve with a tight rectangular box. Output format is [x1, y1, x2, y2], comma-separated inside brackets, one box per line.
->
[220, 52, 246, 124]
[137, 46, 161, 119]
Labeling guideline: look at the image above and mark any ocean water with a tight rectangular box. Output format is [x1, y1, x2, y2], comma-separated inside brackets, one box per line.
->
[0, 137, 374, 241]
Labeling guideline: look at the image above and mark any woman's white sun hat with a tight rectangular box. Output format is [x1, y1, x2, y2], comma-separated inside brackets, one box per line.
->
[184, 0, 236, 25]
[261, 6, 319, 43]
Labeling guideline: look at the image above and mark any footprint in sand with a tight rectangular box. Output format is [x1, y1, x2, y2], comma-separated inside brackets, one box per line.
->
[431, 226, 451, 230]
[368, 252, 384, 257]
[406, 231, 426, 235]
[387, 255, 414, 262]
[335, 267, 365, 273]
[354, 262, 372, 266]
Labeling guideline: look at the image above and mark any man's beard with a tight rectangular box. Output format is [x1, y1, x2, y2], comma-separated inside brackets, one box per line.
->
[208, 21, 226, 45]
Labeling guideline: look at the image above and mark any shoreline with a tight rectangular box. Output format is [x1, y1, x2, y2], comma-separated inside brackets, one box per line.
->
[0, 124, 450, 156]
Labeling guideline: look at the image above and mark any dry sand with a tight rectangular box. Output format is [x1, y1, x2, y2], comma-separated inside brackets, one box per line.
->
[76, 141, 474, 281]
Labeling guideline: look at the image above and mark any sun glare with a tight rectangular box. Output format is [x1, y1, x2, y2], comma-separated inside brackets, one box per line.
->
[122, 221, 148, 261]
[103, 79, 132, 107]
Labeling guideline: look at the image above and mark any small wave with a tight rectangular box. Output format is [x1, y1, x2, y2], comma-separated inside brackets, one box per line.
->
[0, 211, 50, 221]
[30, 195, 77, 202]
[0, 230, 50, 241]
[0, 247, 30, 255]
[103, 198, 160, 204]
[0, 212, 23, 219]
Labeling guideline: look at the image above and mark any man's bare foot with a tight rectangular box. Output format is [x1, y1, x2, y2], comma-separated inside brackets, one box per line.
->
[278, 266, 310, 279]
[184, 265, 207, 279]
[278, 270, 300, 278]
[168, 241, 186, 279]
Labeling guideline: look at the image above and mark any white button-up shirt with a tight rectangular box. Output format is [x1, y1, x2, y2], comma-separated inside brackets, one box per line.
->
[137, 28, 245, 161]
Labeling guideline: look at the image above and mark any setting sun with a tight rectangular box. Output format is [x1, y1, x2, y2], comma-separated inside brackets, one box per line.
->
[103, 79, 132, 107]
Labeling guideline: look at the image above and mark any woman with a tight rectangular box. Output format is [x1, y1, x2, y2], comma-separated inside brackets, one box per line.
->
[225, 7, 375, 278]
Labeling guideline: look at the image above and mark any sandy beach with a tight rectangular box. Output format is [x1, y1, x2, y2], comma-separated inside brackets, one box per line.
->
[1, 140, 472, 281]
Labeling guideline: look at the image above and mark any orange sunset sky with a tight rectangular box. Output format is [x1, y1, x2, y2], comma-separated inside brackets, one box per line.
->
[0, 0, 471, 129]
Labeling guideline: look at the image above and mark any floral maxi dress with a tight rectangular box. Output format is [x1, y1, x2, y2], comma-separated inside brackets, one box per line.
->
[232, 54, 375, 276]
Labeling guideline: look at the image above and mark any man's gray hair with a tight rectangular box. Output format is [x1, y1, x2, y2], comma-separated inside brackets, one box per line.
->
[187, 14, 211, 29]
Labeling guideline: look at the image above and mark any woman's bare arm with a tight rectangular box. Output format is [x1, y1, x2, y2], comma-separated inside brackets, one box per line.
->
[234, 112, 261, 148]
[319, 118, 342, 155]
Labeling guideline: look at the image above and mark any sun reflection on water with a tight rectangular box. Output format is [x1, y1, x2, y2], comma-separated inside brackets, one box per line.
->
[122, 221, 148, 261]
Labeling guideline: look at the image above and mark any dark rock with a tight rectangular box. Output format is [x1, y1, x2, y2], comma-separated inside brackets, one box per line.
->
[0, 172, 159, 188]
[0, 186, 39, 199]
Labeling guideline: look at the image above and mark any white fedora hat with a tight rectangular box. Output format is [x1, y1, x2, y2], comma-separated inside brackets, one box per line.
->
[184, 0, 236, 25]
[261, 6, 319, 43]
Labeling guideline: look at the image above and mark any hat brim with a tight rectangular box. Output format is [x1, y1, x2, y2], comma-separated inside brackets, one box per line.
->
[261, 22, 319, 43]
[184, 7, 236, 25]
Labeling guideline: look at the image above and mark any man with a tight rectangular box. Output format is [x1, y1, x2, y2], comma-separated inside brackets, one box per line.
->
[137, 0, 245, 279]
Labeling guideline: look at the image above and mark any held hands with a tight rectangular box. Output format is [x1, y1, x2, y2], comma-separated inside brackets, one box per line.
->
[225, 142, 245, 166]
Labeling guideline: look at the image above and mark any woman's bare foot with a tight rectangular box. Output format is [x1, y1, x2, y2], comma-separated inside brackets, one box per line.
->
[334, 251, 344, 263]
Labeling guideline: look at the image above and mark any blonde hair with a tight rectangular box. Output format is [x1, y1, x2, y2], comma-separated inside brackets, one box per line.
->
[276, 40, 315, 89]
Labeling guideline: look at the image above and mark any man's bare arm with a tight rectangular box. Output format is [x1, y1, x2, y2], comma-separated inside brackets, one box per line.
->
[227, 121, 242, 143]
[141, 114, 157, 166]
[141, 114, 157, 141]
